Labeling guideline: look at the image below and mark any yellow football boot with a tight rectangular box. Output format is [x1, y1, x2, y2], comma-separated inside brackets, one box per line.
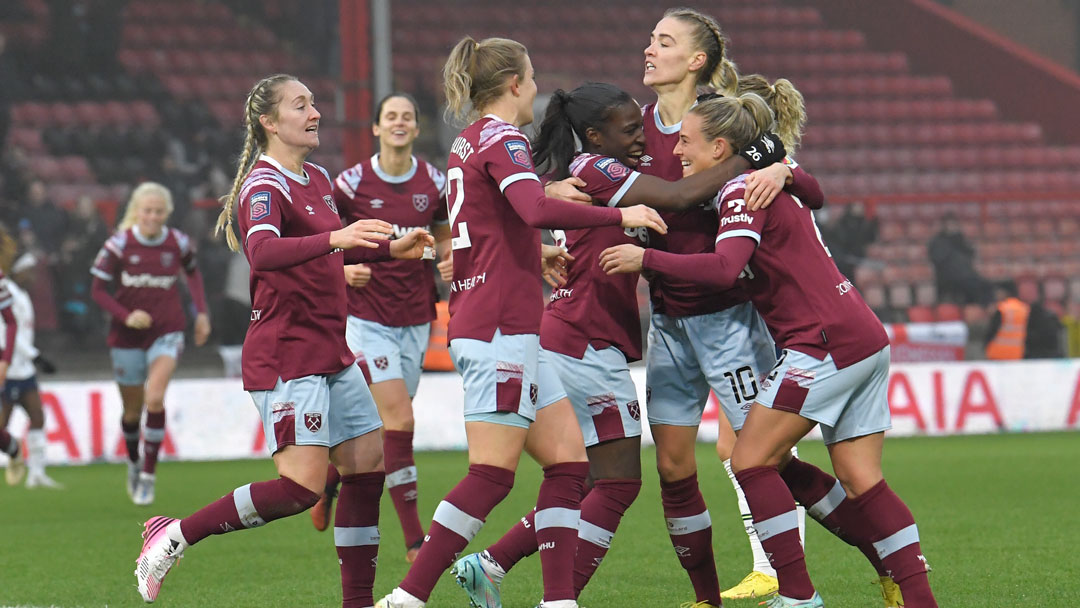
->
[721, 571, 780, 600]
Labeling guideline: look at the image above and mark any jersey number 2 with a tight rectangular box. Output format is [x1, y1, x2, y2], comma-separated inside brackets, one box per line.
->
[447, 167, 471, 250]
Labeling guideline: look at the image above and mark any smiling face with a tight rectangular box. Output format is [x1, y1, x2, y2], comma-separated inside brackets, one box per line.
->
[262, 79, 320, 153]
[514, 54, 539, 126]
[134, 192, 170, 238]
[673, 112, 728, 177]
[373, 96, 419, 151]
[643, 16, 704, 90]
[587, 101, 646, 168]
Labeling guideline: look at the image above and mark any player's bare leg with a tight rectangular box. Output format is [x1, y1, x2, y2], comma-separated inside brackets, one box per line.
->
[828, 433, 937, 607]
[572, 435, 641, 597]
[1, 427, 26, 485]
[731, 403, 818, 603]
[383, 422, 523, 608]
[133, 356, 177, 505]
[119, 383, 145, 499]
[652, 423, 720, 607]
[370, 378, 425, 561]
[15, 388, 61, 488]
[331, 430, 386, 608]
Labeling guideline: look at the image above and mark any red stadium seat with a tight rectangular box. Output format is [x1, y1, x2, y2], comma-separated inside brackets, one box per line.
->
[934, 303, 962, 322]
[907, 306, 935, 323]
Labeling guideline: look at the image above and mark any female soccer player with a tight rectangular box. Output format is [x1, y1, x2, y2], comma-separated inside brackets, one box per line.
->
[91, 181, 211, 506]
[634, 9, 828, 605]
[311, 92, 452, 563]
[131, 73, 434, 606]
[0, 253, 61, 488]
[600, 94, 937, 608]
[453, 80, 793, 605]
[376, 37, 666, 608]
[0, 248, 18, 485]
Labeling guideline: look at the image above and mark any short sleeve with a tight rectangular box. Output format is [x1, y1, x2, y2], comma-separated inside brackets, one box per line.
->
[90, 233, 123, 281]
[478, 125, 540, 193]
[570, 154, 640, 207]
[715, 179, 764, 246]
[238, 185, 288, 247]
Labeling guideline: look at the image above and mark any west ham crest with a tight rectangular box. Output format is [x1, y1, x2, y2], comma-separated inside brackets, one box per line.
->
[160, 252, 174, 267]
[412, 193, 430, 212]
[529, 383, 538, 405]
[324, 195, 338, 214]
[374, 356, 389, 370]
[627, 400, 640, 421]
[304, 413, 323, 432]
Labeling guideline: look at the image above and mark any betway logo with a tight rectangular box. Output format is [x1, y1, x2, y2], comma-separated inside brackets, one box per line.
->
[721, 213, 754, 228]
[393, 224, 430, 239]
[120, 271, 178, 289]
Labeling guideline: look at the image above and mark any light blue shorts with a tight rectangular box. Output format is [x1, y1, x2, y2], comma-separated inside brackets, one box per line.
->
[346, 316, 431, 398]
[450, 330, 540, 425]
[757, 346, 892, 445]
[543, 345, 642, 447]
[248, 364, 382, 455]
[645, 302, 776, 430]
[110, 331, 184, 386]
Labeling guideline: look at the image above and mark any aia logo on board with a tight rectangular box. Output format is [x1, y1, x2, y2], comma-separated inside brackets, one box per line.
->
[304, 413, 323, 432]
[324, 195, 338, 214]
[374, 356, 389, 370]
[412, 193, 430, 212]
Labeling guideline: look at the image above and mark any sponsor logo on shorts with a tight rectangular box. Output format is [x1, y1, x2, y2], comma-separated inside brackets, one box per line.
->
[249, 191, 271, 221]
[529, 383, 538, 405]
[271, 402, 295, 423]
[504, 140, 532, 169]
[324, 195, 337, 214]
[374, 356, 389, 370]
[304, 412, 323, 432]
[627, 400, 640, 421]
[412, 193, 429, 212]
[783, 367, 816, 388]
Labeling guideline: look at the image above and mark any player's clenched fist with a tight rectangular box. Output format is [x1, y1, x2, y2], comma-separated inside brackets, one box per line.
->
[599, 244, 646, 275]
[330, 218, 394, 250]
[125, 309, 153, 329]
[390, 228, 435, 260]
[618, 205, 667, 234]
[344, 263, 372, 288]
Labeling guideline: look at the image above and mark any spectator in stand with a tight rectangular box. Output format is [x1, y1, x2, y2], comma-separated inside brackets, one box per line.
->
[828, 202, 878, 282]
[23, 181, 68, 254]
[987, 280, 1066, 360]
[927, 212, 990, 305]
[57, 196, 109, 343]
[0, 33, 18, 151]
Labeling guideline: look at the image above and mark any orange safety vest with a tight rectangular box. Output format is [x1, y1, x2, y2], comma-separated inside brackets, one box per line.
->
[986, 297, 1029, 360]
[422, 301, 455, 371]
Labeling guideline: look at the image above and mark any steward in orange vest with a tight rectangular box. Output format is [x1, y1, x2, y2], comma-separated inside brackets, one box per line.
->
[985, 281, 1029, 360]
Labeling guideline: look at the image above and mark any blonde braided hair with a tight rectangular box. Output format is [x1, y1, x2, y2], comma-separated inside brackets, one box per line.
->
[664, 7, 738, 95]
[215, 74, 296, 252]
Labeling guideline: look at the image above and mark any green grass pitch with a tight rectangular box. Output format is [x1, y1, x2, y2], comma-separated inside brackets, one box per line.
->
[1, 432, 1077, 607]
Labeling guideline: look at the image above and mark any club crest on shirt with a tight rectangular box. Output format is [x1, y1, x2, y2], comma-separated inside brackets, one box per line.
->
[627, 400, 640, 421]
[412, 193, 430, 212]
[504, 140, 532, 169]
[129, 254, 141, 264]
[374, 356, 389, 370]
[250, 191, 271, 221]
[595, 157, 629, 182]
[160, 252, 174, 267]
[324, 195, 337, 214]
[304, 412, 322, 432]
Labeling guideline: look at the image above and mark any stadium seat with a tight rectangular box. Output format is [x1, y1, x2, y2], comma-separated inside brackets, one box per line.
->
[935, 302, 963, 322]
[907, 305, 935, 323]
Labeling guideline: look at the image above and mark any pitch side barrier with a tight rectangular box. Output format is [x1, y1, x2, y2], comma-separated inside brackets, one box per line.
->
[2, 359, 1079, 466]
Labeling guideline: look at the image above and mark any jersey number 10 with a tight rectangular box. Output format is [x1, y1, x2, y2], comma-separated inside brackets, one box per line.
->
[447, 167, 471, 251]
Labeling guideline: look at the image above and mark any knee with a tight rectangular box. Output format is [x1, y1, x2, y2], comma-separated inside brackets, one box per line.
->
[836, 471, 883, 498]
[655, 452, 694, 482]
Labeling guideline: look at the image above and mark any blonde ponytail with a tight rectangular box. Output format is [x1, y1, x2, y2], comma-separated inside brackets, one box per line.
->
[737, 74, 807, 153]
[443, 36, 528, 124]
[690, 92, 775, 153]
[216, 73, 296, 252]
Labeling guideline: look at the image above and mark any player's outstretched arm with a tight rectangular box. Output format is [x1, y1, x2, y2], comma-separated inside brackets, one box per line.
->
[389, 229, 435, 260]
[603, 236, 757, 291]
